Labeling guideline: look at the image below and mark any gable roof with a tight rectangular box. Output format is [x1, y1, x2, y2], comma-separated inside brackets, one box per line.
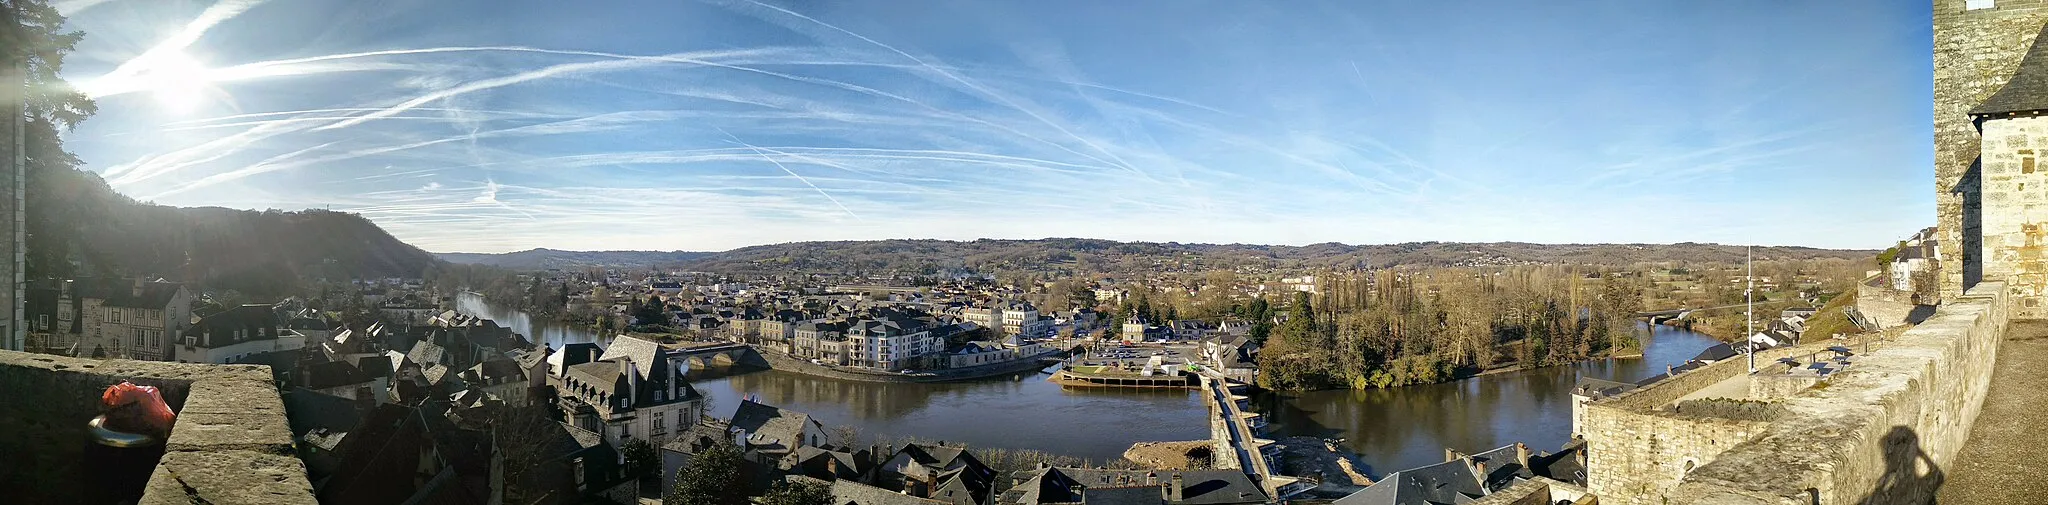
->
[1975, 22, 2048, 116]
[598, 335, 666, 381]
[731, 399, 821, 454]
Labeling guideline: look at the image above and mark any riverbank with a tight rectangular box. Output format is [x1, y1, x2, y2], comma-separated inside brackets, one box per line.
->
[757, 349, 1064, 383]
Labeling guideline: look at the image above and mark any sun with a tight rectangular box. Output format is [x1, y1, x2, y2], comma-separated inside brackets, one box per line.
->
[136, 51, 213, 112]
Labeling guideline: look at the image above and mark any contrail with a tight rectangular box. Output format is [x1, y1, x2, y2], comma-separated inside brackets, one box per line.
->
[315, 47, 786, 131]
[734, 0, 1145, 176]
[719, 129, 861, 220]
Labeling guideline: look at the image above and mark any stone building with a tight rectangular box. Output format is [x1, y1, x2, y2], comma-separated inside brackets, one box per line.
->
[1934, 0, 2048, 302]
[555, 334, 707, 447]
[1968, 18, 2048, 318]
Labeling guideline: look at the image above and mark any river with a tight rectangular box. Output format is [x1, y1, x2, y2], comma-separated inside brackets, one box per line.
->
[455, 292, 1716, 470]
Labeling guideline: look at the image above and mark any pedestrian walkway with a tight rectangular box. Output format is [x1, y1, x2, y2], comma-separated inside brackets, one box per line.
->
[1935, 321, 2048, 504]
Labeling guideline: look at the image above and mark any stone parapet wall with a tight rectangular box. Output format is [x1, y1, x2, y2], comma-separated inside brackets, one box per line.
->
[1672, 283, 2009, 505]
[1585, 346, 1809, 505]
[0, 350, 314, 504]
[1857, 279, 1921, 330]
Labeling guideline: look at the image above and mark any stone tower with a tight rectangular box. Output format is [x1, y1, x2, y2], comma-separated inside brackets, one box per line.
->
[1934, 0, 2048, 302]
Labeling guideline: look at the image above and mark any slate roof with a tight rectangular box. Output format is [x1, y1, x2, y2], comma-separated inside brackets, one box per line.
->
[408, 340, 449, 367]
[282, 388, 366, 437]
[1008, 468, 1266, 505]
[319, 404, 494, 505]
[732, 399, 822, 455]
[185, 304, 287, 347]
[827, 478, 949, 505]
[1692, 343, 1738, 363]
[1081, 486, 1163, 505]
[795, 446, 867, 480]
[1528, 441, 1586, 486]
[300, 360, 372, 390]
[1975, 22, 2048, 116]
[1333, 457, 1484, 505]
[598, 335, 664, 381]
[73, 277, 186, 309]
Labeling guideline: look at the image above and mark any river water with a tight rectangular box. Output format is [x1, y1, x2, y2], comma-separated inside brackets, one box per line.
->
[456, 292, 1716, 470]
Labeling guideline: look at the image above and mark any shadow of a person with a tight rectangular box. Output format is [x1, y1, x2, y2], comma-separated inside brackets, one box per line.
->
[1863, 426, 1945, 505]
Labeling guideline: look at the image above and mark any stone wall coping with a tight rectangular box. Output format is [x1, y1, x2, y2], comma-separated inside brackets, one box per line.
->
[0, 350, 316, 505]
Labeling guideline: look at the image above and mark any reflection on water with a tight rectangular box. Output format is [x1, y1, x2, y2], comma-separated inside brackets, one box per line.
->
[1251, 324, 1719, 475]
[456, 292, 607, 349]
[456, 293, 1715, 467]
[690, 367, 1209, 462]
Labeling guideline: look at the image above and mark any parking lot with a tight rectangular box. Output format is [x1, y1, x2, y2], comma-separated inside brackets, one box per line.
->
[1076, 342, 1204, 367]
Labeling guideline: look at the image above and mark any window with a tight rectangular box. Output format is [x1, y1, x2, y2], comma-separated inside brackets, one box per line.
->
[653, 412, 666, 435]
[110, 309, 123, 324]
[36, 315, 47, 331]
[1968, 0, 1995, 10]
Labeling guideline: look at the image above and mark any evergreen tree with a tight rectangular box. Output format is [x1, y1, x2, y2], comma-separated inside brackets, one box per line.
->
[761, 480, 833, 505]
[666, 438, 746, 505]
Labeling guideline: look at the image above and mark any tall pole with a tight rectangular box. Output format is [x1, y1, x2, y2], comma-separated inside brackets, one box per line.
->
[1746, 246, 1755, 374]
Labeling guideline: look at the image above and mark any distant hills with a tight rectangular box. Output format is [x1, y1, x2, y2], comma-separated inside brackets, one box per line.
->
[28, 162, 1874, 295]
[27, 164, 437, 297]
[444, 238, 1878, 276]
[436, 249, 715, 270]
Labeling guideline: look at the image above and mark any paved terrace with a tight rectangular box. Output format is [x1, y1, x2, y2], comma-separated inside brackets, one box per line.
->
[0, 349, 315, 504]
[1935, 320, 2048, 503]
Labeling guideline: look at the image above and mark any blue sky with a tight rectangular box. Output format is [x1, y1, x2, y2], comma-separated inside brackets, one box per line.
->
[54, 0, 1933, 253]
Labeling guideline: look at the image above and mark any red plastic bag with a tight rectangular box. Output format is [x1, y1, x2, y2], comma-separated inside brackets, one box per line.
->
[100, 381, 176, 438]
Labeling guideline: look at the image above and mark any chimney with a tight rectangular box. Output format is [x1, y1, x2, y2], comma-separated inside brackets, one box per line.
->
[1515, 442, 1531, 469]
[1445, 448, 1461, 462]
[132, 278, 144, 298]
[1473, 460, 1488, 483]
[354, 385, 376, 411]
[827, 456, 839, 477]
[1168, 473, 1184, 502]
[1146, 472, 1157, 486]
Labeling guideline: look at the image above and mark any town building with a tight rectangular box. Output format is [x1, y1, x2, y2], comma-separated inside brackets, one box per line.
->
[176, 303, 305, 364]
[28, 278, 194, 360]
[554, 334, 707, 447]
[846, 315, 940, 371]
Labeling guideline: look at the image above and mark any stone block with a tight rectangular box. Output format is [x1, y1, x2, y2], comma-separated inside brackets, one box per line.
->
[139, 449, 317, 505]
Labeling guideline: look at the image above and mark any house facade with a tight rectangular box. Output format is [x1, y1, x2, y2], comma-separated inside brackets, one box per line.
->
[177, 304, 306, 364]
[55, 278, 194, 361]
[555, 335, 707, 447]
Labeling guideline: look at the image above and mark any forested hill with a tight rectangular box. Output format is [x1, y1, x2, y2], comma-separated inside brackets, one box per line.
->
[676, 239, 1877, 276]
[437, 249, 714, 270]
[27, 164, 437, 298]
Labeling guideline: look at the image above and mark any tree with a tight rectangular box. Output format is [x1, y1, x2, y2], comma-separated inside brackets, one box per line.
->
[10, 0, 97, 281]
[666, 438, 745, 505]
[761, 480, 833, 505]
[623, 439, 660, 480]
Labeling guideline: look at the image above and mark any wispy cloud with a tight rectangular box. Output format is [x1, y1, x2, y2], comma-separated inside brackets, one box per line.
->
[59, 0, 1933, 252]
